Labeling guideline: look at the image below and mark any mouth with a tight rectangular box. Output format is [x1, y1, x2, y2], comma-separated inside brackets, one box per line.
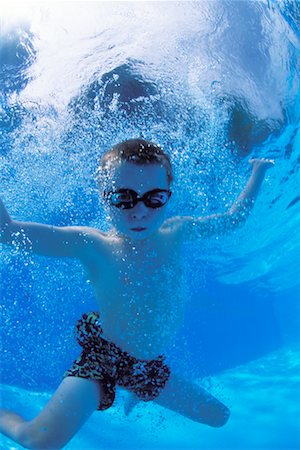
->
[130, 227, 147, 232]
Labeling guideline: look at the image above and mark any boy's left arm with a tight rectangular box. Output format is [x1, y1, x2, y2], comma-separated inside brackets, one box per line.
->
[164, 158, 275, 241]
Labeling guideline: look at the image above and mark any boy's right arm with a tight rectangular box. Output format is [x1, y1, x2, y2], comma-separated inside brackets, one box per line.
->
[0, 197, 98, 258]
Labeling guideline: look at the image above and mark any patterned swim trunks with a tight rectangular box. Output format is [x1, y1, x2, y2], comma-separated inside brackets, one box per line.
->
[64, 312, 171, 410]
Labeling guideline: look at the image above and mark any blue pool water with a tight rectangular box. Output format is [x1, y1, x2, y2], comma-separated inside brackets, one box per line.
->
[1, 1, 299, 449]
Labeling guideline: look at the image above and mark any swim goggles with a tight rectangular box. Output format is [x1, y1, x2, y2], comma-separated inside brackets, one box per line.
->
[103, 188, 172, 209]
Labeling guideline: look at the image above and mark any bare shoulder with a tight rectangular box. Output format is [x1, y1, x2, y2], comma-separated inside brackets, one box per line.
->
[160, 216, 186, 243]
[64, 225, 105, 245]
[161, 216, 183, 230]
[71, 227, 112, 279]
[75, 225, 107, 240]
[79, 226, 126, 253]
[160, 214, 224, 243]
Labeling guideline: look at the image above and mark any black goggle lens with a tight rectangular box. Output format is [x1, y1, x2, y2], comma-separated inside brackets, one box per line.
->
[105, 189, 172, 209]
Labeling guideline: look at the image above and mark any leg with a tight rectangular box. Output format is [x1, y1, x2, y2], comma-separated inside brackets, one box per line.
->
[0, 377, 103, 449]
[153, 372, 230, 427]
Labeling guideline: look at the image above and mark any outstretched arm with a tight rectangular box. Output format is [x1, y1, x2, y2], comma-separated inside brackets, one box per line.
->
[226, 158, 275, 218]
[0, 197, 100, 258]
[163, 158, 275, 241]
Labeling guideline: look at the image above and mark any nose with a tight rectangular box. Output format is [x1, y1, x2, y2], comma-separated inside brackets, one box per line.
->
[130, 201, 148, 219]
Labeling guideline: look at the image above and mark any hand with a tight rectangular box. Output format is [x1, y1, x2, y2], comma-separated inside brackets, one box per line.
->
[248, 158, 275, 173]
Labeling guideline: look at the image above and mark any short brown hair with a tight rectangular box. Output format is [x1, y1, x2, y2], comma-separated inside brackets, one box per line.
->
[100, 138, 173, 185]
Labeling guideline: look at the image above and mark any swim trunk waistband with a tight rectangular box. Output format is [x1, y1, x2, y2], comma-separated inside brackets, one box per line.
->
[63, 312, 171, 411]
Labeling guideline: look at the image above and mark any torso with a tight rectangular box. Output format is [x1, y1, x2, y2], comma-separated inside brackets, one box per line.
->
[81, 225, 185, 360]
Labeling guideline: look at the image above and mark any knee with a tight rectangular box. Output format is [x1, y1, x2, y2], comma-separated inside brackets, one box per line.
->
[20, 435, 60, 450]
[16, 421, 62, 450]
[11, 420, 31, 449]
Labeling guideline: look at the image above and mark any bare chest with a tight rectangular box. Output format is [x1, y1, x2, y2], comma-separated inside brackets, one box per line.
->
[95, 234, 183, 311]
[83, 231, 184, 357]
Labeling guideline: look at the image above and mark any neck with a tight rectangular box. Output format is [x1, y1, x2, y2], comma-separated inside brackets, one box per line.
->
[108, 228, 159, 252]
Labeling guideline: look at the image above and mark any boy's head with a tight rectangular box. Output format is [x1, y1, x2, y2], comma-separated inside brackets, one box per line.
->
[99, 139, 173, 241]
[100, 138, 173, 185]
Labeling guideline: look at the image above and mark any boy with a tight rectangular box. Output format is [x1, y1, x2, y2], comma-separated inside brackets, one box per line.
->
[0, 138, 274, 449]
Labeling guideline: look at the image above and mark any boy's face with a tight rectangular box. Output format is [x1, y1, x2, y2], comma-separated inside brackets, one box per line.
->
[104, 161, 171, 242]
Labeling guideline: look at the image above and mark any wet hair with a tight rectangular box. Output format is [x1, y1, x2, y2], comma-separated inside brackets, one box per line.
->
[99, 138, 173, 185]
